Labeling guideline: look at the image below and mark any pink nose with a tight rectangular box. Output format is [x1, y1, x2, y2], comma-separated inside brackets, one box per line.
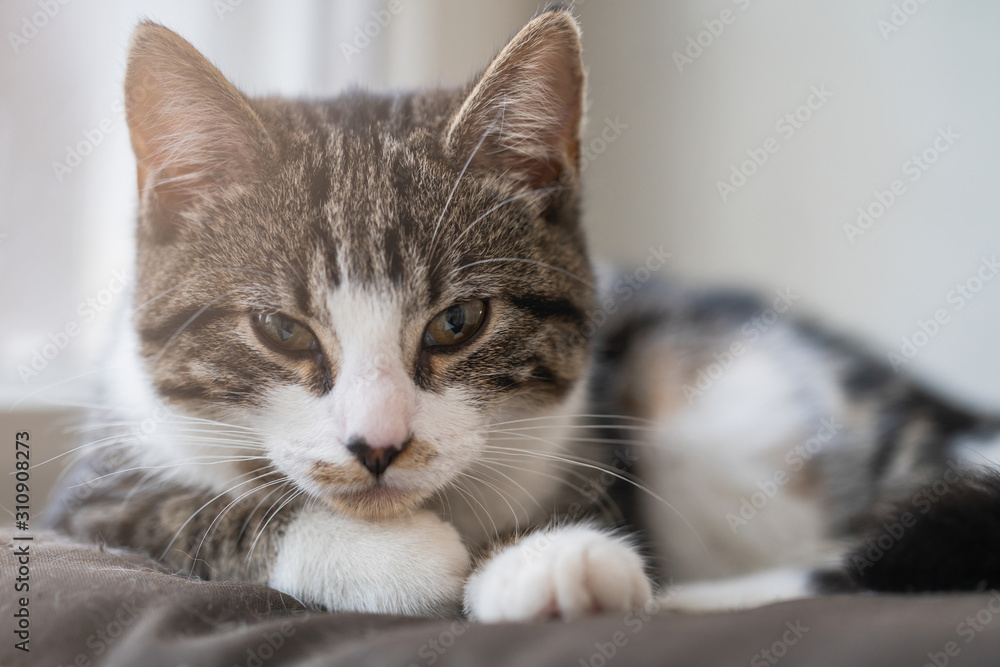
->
[347, 437, 409, 478]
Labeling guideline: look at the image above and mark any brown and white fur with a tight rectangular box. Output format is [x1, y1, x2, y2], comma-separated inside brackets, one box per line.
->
[47, 8, 1000, 621]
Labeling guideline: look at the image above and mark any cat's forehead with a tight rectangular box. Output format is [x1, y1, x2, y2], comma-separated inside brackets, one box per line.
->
[159, 91, 586, 322]
[255, 99, 525, 293]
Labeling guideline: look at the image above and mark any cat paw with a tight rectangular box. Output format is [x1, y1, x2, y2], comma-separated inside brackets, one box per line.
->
[269, 507, 469, 615]
[465, 526, 652, 622]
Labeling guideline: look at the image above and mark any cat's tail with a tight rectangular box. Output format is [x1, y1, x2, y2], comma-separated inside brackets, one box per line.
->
[835, 467, 1000, 593]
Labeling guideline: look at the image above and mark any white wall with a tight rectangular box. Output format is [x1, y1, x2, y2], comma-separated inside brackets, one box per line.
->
[578, 0, 1000, 409]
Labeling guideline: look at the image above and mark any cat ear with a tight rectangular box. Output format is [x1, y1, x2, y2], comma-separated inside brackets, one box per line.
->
[445, 8, 586, 188]
[124, 22, 270, 210]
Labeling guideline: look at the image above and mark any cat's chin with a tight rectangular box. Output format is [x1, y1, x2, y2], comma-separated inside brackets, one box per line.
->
[321, 485, 432, 521]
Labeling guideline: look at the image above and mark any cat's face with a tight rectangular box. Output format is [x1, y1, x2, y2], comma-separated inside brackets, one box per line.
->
[125, 11, 592, 517]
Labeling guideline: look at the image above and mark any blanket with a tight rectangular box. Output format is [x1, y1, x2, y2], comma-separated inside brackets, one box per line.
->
[3, 531, 999, 666]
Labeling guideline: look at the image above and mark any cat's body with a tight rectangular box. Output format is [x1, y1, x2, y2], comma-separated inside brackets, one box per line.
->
[47, 8, 1000, 621]
[594, 283, 1000, 594]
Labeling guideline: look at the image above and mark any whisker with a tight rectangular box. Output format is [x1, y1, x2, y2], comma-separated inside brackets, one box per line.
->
[450, 479, 496, 540]
[448, 185, 567, 254]
[133, 267, 283, 313]
[191, 476, 288, 571]
[488, 434, 655, 448]
[240, 480, 293, 538]
[471, 461, 544, 512]
[448, 257, 592, 287]
[8, 370, 100, 412]
[486, 413, 658, 428]
[121, 468, 169, 509]
[160, 466, 275, 560]
[67, 423, 264, 441]
[479, 457, 625, 524]
[482, 443, 708, 554]
[247, 487, 302, 563]
[244, 482, 295, 562]
[458, 469, 524, 533]
[168, 414, 262, 432]
[150, 287, 247, 366]
[73, 456, 269, 488]
[31, 433, 134, 470]
[429, 114, 500, 253]
[487, 423, 660, 433]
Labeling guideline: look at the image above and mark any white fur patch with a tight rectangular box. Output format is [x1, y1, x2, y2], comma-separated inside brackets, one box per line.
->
[269, 505, 470, 615]
[642, 339, 841, 580]
[662, 568, 816, 612]
[323, 287, 413, 448]
[465, 525, 652, 622]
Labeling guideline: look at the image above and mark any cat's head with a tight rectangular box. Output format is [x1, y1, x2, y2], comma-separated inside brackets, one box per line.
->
[124, 8, 592, 518]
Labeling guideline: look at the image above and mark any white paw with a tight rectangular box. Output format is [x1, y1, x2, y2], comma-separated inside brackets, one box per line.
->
[465, 526, 652, 622]
[269, 506, 470, 615]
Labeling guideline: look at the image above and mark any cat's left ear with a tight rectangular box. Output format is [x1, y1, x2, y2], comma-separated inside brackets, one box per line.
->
[446, 8, 585, 189]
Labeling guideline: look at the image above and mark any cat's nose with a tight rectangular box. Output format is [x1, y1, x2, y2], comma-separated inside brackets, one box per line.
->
[347, 437, 408, 478]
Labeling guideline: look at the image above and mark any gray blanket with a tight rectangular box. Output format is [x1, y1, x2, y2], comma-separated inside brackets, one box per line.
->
[3, 531, 999, 666]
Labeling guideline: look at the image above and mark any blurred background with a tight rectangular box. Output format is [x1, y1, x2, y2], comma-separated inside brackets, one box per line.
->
[2, 1, 999, 507]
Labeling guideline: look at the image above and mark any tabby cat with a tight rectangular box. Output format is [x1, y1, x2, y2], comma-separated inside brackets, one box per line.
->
[48, 7, 1000, 621]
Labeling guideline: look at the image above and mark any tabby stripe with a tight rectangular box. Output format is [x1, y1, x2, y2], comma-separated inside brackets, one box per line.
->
[137, 306, 232, 345]
[509, 294, 584, 324]
[383, 226, 405, 286]
[156, 381, 220, 403]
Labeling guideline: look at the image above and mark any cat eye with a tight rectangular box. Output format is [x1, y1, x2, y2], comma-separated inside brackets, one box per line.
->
[253, 313, 318, 353]
[424, 300, 487, 348]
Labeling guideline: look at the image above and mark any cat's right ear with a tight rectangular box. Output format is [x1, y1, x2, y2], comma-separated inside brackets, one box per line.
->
[124, 22, 270, 227]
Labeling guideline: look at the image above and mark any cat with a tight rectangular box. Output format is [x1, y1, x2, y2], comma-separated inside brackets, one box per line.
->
[47, 6, 1000, 622]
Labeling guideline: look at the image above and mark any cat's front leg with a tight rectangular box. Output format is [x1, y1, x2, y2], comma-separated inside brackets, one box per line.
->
[464, 525, 653, 622]
[269, 505, 470, 616]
